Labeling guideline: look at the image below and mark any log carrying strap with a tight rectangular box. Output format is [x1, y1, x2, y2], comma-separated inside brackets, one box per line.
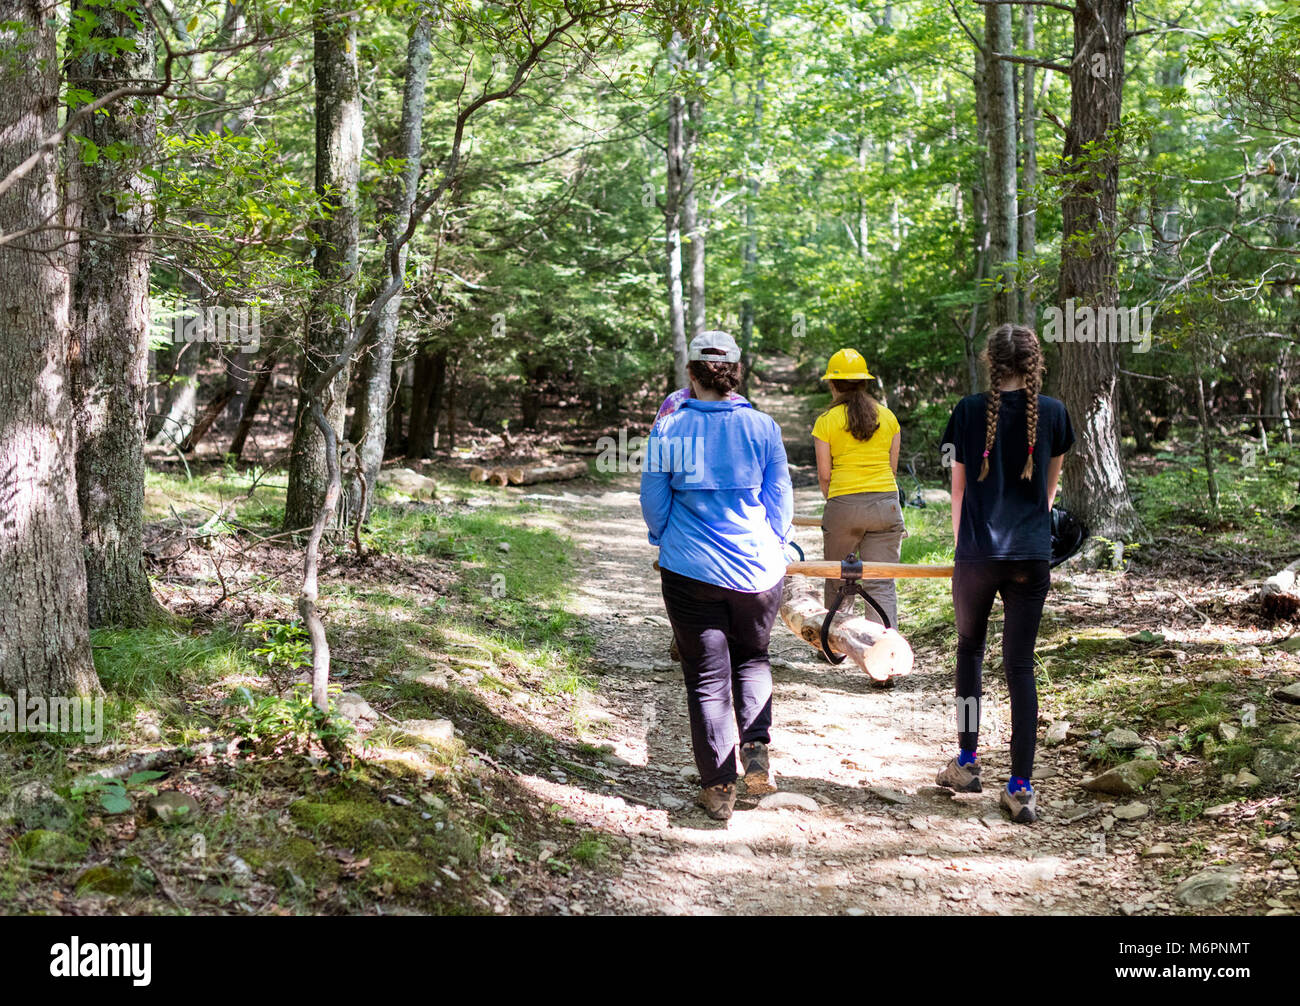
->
[819, 555, 891, 664]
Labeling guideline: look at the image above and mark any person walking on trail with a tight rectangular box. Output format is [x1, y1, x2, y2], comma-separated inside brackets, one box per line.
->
[653, 336, 749, 665]
[935, 324, 1075, 825]
[640, 330, 794, 822]
[812, 348, 905, 629]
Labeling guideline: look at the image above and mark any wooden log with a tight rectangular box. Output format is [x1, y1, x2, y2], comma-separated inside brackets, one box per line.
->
[505, 460, 586, 485]
[779, 576, 913, 681]
[786, 560, 954, 579]
[467, 465, 491, 482]
[488, 468, 510, 487]
[1261, 558, 1300, 618]
[792, 514, 822, 527]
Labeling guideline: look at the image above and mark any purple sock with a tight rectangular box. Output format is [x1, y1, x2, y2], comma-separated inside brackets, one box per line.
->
[957, 749, 977, 767]
[1008, 775, 1032, 794]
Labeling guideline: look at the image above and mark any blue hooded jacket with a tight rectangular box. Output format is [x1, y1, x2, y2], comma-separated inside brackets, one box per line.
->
[640, 398, 793, 592]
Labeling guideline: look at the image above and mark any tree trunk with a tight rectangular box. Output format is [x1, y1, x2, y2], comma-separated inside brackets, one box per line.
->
[984, 2, 1018, 326]
[665, 37, 688, 387]
[1193, 352, 1219, 516]
[149, 341, 199, 447]
[1056, 0, 1139, 537]
[228, 351, 278, 460]
[180, 383, 236, 452]
[66, 0, 162, 627]
[284, 8, 363, 531]
[350, 20, 432, 519]
[1019, 5, 1038, 325]
[684, 52, 706, 339]
[0, 0, 100, 695]
[739, 26, 766, 397]
[1118, 370, 1150, 453]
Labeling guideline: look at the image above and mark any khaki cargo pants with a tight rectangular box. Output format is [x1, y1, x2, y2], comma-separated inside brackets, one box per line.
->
[821, 490, 906, 628]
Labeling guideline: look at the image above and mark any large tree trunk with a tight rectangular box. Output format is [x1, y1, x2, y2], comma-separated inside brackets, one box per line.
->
[66, 0, 162, 627]
[350, 20, 432, 519]
[664, 38, 688, 388]
[0, 0, 100, 695]
[984, 2, 1018, 326]
[284, 8, 363, 531]
[406, 345, 446, 460]
[1056, 0, 1138, 537]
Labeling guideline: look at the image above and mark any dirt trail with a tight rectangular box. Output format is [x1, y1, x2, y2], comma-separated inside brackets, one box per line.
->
[512, 476, 1166, 917]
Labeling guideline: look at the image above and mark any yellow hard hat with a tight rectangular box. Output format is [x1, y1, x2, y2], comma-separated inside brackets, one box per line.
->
[821, 348, 873, 381]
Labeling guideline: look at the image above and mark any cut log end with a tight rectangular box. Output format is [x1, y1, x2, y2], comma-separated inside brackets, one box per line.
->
[779, 576, 914, 681]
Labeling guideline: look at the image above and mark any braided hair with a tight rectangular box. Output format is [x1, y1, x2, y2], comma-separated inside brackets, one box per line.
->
[978, 324, 1045, 482]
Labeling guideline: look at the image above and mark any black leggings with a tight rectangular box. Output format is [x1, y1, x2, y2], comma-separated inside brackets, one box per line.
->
[952, 559, 1050, 780]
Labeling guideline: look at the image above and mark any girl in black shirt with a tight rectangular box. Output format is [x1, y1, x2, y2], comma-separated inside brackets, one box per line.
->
[936, 324, 1075, 823]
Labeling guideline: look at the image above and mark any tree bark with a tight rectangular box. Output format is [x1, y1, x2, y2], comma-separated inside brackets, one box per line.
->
[66, 0, 162, 627]
[739, 23, 766, 396]
[0, 0, 100, 695]
[228, 350, 278, 460]
[149, 340, 199, 447]
[1056, 0, 1139, 537]
[664, 37, 688, 388]
[284, 8, 363, 532]
[984, 2, 1018, 326]
[350, 20, 432, 519]
[1019, 5, 1038, 325]
[684, 53, 706, 339]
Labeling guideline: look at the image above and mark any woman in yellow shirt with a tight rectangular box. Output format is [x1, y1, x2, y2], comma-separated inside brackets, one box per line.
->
[812, 348, 904, 628]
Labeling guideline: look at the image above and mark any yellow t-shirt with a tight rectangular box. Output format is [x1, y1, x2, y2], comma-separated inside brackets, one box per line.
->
[812, 402, 900, 497]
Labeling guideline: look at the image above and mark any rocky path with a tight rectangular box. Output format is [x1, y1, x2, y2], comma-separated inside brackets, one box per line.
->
[517, 478, 1179, 917]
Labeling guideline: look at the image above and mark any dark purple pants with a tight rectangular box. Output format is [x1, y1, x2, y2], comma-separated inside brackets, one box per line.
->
[659, 568, 783, 788]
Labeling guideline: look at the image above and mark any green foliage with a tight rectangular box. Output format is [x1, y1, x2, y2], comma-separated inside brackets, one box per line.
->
[225, 685, 355, 756]
[71, 770, 168, 816]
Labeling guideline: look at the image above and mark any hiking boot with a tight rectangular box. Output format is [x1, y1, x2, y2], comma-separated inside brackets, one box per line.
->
[1000, 784, 1037, 824]
[740, 741, 776, 796]
[696, 783, 736, 821]
[935, 756, 982, 793]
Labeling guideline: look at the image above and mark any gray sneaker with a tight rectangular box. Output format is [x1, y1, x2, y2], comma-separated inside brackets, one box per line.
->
[1000, 784, 1037, 824]
[696, 783, 736, 821]
[935, 756, 982, 793]
[740, 742, 776, 796]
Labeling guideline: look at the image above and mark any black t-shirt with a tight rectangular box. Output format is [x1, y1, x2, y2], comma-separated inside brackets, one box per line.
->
[941, 390, 1075, 561]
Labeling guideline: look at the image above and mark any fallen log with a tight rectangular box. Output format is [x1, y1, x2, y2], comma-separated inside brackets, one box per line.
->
[468, 465, 491, 482]
[505, 460, 586, 485]
[779, 576, 913, 681]
[488, 469, 510, 487]
[792, 514, 822, 527]
[1261, 558, 1300, 619]
[786, 560, 954, 579]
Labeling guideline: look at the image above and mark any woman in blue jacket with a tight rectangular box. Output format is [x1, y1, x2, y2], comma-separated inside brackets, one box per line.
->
[641, 331, 793, 821]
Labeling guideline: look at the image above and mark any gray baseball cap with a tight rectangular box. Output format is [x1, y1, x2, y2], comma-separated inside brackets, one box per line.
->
[688, 330, 741, 363]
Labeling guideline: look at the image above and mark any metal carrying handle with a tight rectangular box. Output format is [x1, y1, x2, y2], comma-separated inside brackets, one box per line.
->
[819, 554, 891, 664]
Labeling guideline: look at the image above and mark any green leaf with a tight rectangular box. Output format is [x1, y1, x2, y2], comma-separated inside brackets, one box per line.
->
[126, 770, 167, 785]
[100, 791, 132, 815]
